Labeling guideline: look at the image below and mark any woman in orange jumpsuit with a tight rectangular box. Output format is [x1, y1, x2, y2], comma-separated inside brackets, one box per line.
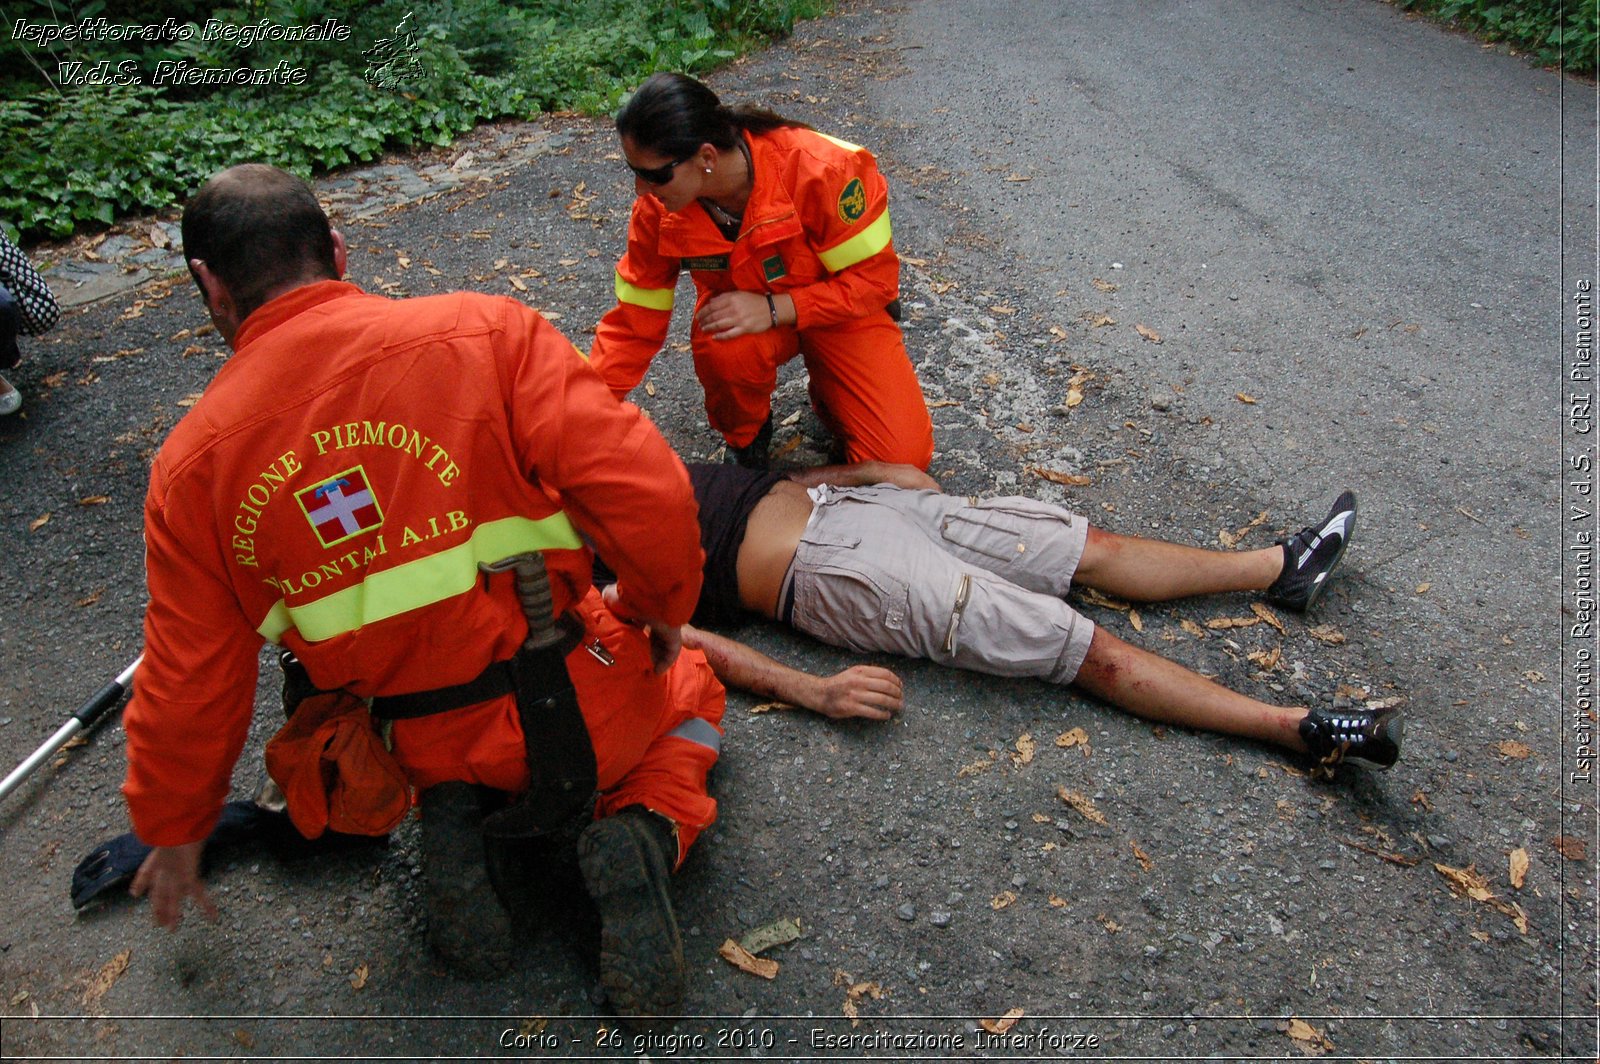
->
[590, 72, 935, 471]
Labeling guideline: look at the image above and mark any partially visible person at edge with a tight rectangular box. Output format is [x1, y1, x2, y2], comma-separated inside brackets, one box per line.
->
[589, 71, 935, 472]
[122, 164, 721, 1020]
[617, 461, 1401, 778]
[0, 227, 62, 416]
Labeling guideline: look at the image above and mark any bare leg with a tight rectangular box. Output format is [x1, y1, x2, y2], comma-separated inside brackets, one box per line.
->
[1070, 626, 1310, 753]
[1074, 526, 1283, 602]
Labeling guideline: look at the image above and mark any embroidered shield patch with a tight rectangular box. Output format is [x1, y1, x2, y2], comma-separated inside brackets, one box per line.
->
[837, 177, 867, 223]
[296, 466, 384, 548]
[762, 254, 787, 282]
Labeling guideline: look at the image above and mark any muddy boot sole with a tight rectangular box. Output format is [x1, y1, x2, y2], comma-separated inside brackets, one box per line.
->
[421, 782, 514, 979]
[576, 814, 685, 1019]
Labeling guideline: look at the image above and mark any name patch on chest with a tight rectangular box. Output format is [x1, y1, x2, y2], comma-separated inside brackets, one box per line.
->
[681, 255, 730, 272]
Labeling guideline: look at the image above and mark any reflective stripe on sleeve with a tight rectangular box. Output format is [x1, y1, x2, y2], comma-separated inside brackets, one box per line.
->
[667, 716, 722, 755]
[817, 209, 892, 273]
[614, 271, 675, 312]
[255, 512, 583, 643]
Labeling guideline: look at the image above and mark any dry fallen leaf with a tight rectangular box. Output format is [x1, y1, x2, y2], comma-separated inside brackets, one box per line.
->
[1250, 603, 1286, 633]
[749, 700, 796, 714]
[1012, 733, 1036, 765]
[1064, 385, 1085, 407]
[349, 963, 369, 990]
[718, 939, 779, 980]
[644, 381, 656, 397]
[1235, 392, 1258, 404]
[1248, 647, 1283, 672]
[1057, 786, 1108, 826]
[1135, 323, 1162, 343]
[1130, 840, 1154, 872]
[1097, 914, 1121, 933]
[1055, 727, 1090, 751]
[990, 891, 1017, 910]
[1509, 848, 1529, 890]
[77, 495, 110, 506]
[1286, 1017, 1333, 1052]
[741, 917, 803, 955]
[1128, 608, 1143, 632]
[958, 752, 996, 778]
[82, 950, 131, 1006]
[1206, 616, 1261, 630]
[1048, 894, 1068, 908]
[1416, 582, 1432, 594]
[837, 974, 885, 1026]
[1028, 466, 1091, 487]
[29, 512, 51, 532]
[508, 275, 528, 292]
[1307, 624, 1346, 645]
[1179, 618, 1207, 639]
[981, 1007, 1025, 1033]
[1091, 278, 1118, 292]
[1552, 835, 1587, 861]
[1496, 740, 1533, 760]
[1435, 862, 1494, 902]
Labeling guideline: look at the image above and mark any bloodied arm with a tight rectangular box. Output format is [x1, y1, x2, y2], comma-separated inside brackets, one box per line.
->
[682, 625, 903, 721]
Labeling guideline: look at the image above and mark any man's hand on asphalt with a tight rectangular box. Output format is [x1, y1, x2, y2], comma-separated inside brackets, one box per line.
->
[816, 664, 904, 721]
[129, 841, 217, 930]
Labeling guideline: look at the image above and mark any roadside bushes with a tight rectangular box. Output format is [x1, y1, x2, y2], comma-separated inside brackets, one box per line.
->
[1, 0, 827, 240]
[1394, 0, 1597, 76]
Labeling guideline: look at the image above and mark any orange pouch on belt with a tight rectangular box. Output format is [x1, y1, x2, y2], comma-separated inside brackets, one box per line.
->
[264, 690, 412, 839]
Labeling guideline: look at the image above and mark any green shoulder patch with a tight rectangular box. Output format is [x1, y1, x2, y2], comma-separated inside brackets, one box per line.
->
[762, 254, 787, 282]
[837, 178, 867, 223]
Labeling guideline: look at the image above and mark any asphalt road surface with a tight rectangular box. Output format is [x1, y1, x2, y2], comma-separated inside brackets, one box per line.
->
[1, 0, 1596, 1060]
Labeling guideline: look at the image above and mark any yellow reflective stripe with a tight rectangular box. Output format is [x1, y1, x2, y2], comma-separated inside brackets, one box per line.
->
[817, 132, 864, 153]
[817, 209, 892, 273]
[254, 513, 582, 643]
[614, 271, 675, 312]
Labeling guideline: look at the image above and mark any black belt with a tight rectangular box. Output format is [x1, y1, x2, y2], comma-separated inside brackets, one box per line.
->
[370, 648, 530, 720]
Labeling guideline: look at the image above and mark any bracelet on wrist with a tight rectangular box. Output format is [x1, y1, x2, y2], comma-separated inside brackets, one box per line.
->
[766, 293, 779, 329]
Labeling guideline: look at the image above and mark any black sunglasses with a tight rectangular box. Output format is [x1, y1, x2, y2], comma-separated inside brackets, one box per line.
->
[627, 152, 695, 186]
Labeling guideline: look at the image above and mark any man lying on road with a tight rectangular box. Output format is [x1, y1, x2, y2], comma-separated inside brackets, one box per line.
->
[622, 461, 1401, 776]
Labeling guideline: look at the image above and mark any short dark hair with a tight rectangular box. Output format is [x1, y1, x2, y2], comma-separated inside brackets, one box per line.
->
[181, 164, 337, 320]
[616, 72, 807, 158]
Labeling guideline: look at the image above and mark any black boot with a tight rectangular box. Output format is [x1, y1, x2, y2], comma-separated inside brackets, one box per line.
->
[722, 414, 773, 471]
[577, 807, 685, 1020]
[420, 782, 514, 979]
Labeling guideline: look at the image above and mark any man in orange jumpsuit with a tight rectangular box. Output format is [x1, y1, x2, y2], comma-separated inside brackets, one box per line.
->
[122, 164, 721, 1018]
[590, 72, 935, 471]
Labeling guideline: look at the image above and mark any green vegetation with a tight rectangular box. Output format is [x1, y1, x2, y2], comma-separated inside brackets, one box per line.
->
[1394, 0, 1596, 76]
[1, 0, 828, 241]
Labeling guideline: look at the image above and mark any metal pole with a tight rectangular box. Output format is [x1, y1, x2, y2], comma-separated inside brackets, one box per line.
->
[0, 655, 141, 802]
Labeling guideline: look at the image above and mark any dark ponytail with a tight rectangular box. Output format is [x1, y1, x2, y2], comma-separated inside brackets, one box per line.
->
[616, 72, 810, 157]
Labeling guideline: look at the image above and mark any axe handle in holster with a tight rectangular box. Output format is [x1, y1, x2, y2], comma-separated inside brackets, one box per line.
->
[477, 552, 598, 841]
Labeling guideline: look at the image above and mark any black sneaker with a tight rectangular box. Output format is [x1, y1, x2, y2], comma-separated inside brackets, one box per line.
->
[420, 782, 514, 979]
[722, 414, 773, 471]
[577, 807, 685, 1021]
[1267, 490, 1357, 611]
[1299, 706, 1404, 777]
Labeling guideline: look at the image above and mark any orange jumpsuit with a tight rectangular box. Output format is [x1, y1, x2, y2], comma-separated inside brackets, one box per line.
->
[591, 126, 935, 468]
[123, 281, 722, 866]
